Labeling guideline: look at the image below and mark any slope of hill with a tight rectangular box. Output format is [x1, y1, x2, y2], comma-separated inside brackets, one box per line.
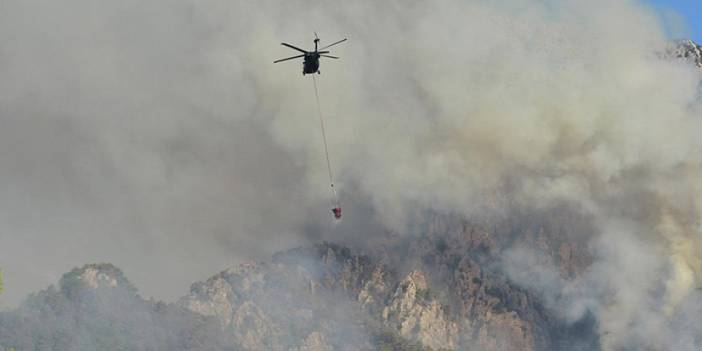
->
[668, 40, 702, 68]
[0, 213, 599, 351]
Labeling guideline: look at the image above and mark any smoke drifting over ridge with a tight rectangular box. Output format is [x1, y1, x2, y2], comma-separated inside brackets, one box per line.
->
[274, 3, 702, 347]
[1, 0, 701, 348]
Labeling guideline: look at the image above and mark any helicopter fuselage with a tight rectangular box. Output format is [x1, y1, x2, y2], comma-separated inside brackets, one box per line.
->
[274, 36, 345, 75]
[303, 53, 320, 75]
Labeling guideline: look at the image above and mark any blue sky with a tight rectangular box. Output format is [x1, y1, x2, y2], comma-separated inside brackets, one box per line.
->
[645, 0, 701, 42]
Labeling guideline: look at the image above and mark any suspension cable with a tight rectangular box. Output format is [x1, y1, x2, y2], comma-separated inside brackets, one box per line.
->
[311, 75, 338, 204]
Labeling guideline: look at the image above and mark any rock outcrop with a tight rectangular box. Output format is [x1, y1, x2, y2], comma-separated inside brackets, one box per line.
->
[668, 39, 702, 69]
[179, 247, 375, 351]
[0, 207, 607, 351]
[176, 208, 598, 351]
[381, 270, 459, 350]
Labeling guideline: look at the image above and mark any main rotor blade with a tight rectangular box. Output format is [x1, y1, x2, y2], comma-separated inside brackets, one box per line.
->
[281, 43, 308, 54]
[321, 55, 339, 59]
[317, 51, 330, 54]
[274, 54, 305, 63]
[320, 38, 347, 50]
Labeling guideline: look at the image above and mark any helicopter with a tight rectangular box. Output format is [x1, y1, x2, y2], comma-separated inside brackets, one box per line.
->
[274, 33, 347, 75]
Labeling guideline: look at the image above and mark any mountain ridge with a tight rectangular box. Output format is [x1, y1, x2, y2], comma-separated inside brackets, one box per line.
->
[669, 39, 702, 68]
[0, 212, 599, 351]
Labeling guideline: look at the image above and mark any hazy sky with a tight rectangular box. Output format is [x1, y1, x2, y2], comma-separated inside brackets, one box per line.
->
[646, 0, 702, 42]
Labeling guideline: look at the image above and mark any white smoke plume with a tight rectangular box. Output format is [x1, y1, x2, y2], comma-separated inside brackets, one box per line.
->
[1, 0, 701, 348]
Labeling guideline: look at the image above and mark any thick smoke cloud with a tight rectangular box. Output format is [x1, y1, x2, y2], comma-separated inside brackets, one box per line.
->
[0, 0, 318, 306]
[1, 0, 701, 349]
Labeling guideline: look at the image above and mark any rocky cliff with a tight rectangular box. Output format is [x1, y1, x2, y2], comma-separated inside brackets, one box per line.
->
[0, 263, 231, 350]
[4, 209, 599, 350]
[667, 39, 702, 69]
[0, 214, 598, 351]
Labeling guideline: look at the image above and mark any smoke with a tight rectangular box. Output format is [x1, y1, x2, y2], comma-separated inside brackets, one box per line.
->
[272, 1, 702, 344]
[0, 0, 318, 306]
[1, 0, 702, 348]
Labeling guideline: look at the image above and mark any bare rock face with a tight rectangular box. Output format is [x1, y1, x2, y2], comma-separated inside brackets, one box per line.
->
[230, 301, 281, 350]
[179, 215, 591, 351]
[382, 271, 459, 350]
[0, 211, 602, 351]
[59, 263, 138, 300]
[357, 265, 388, 311]
[0, 264, 230, 351]
[179, 246, 375, 351]
[2, 210, 596, 350]
[295, 331, 334, 351]
[668, 40, 702, 69]
[179, 272, 235, 326]
[77, 267, 119, 289]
